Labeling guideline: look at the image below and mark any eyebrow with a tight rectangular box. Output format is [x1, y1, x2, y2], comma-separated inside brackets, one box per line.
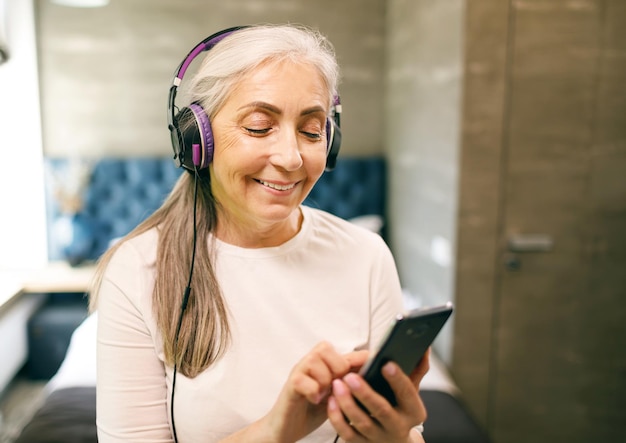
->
[239, 101, 326, 117]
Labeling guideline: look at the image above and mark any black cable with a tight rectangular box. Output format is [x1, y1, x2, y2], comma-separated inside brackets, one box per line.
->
[171, 167, 200, 443]
[170, 170, 340, 443]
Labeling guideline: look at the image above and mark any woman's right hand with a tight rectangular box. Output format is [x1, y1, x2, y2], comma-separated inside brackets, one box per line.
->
[257, 342, 369, 443]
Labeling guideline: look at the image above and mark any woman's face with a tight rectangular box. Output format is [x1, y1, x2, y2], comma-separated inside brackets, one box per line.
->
[209, 60, 330, 244]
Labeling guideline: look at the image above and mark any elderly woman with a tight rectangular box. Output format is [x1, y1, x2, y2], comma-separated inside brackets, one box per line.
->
[90, 24, 428, 443]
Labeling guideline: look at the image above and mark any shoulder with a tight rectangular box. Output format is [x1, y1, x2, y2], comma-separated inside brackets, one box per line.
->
[302, 206, 389, 251]
[109, 228, 159, 268]
[100, 228, 159, 300]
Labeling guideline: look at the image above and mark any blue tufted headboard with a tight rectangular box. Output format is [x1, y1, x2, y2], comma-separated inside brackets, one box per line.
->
[44, 156, 386, 262]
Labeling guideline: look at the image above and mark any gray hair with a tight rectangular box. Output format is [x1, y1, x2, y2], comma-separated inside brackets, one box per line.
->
[187, 24, 340, 120]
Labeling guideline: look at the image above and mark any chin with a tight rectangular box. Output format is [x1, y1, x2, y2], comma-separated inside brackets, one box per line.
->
[254, 203, 301, 223]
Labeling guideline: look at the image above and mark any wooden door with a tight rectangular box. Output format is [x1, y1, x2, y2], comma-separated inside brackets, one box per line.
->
[489, 2, 626, 442]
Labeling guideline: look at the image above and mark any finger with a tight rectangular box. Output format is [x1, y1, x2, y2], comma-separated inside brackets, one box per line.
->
[329, 379, 378, 439]
[290, 367, 330, 404]
[342, 370, 402, 433]
[382, 362, 427, 425]
[327, 395, 360, 441]
[308, 342, 356, 378]
[291, 342, 354, 403]
[343, 349, 370, 370]
[409, 347, 431, 384]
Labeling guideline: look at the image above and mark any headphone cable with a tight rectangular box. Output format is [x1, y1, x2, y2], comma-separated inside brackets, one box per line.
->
[171, 166, 200, 443]
[169, 169, 341, 443]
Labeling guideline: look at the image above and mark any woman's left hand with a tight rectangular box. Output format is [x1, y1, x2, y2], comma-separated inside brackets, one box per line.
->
[327, 348, 430, 442]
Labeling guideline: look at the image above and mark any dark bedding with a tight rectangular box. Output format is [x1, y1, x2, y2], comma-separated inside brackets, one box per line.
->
[15, 387, 97, 443]
[421, 390, 491, 443]
[14, 387, 490, 443]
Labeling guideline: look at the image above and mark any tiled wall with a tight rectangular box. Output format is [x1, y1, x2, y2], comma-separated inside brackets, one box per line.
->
[385, 0, 466, 365]
[36, 0, 386, 158]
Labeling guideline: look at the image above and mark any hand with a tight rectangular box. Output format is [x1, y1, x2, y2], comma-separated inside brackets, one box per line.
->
[327, 348, 431, 442]
[259, 342, 370, 443]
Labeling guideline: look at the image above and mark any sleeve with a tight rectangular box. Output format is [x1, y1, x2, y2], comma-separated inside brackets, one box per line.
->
[368, 236, 405, 350]
[95, 242, 174, 442]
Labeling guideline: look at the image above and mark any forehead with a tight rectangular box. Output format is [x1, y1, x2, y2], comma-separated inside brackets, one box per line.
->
[228, 59, 331, 109]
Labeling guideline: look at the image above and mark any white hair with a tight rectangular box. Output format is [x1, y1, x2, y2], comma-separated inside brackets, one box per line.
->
[187, 24, 340, 120]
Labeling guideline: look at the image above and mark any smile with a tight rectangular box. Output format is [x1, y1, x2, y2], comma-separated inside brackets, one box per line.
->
[256, 179, 297, 191]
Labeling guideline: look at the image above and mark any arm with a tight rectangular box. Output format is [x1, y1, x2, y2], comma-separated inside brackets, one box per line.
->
[95, 243, 173, 442]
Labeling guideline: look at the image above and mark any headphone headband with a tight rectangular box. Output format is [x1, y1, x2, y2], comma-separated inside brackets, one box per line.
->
[174, 26, 247, 84]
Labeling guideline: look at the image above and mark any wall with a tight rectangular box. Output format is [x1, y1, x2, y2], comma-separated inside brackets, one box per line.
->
[0, 0, 48, 269]
[387, 1, 626, 441]
[35, 0, 386, 158]
[385, 0, 466, 364]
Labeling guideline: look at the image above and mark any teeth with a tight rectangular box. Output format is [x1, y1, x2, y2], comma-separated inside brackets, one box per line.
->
[259, 180, 295, 191]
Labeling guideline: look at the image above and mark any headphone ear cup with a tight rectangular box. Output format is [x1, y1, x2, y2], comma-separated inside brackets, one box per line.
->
[175, 102, 214, 170]
[325, 117, 342, 171]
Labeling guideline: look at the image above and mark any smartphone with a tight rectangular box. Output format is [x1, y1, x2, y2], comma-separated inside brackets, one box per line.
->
[358, 302, 454, 407]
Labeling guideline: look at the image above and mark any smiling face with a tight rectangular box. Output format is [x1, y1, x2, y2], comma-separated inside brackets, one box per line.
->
[209, 60, 330, 247]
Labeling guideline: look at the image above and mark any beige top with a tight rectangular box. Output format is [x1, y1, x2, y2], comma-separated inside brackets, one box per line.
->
[95, 206, 404, 442]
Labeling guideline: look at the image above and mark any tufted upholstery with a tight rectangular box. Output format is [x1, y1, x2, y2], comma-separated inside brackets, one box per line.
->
[45, 156, 386, 261]
[304, 158, 386, 220]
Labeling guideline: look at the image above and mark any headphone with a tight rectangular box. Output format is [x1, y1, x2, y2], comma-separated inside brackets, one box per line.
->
[167, 26, 342, 172]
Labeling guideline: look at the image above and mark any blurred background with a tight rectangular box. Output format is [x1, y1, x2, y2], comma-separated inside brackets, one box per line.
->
[0, 1, 625, 442]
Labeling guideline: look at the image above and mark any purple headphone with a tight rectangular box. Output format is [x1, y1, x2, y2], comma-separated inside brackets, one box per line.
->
[167, 26, 342, 172]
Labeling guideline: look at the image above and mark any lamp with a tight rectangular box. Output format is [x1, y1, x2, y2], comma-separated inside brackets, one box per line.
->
[50, 0, 110, 7]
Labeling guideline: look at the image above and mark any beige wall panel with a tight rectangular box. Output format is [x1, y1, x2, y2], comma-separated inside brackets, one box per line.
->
[36, 0, 386, 158]
[452, 0, 510, 427]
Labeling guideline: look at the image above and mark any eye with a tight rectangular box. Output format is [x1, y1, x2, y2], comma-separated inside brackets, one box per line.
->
[244, 127, 271, 136]
[300, 131, 322, 141]
[299, 117, 324, 141]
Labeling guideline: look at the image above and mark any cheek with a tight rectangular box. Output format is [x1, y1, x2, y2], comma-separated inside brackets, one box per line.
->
[304, 150, 328, 185]
[212, 126, 240, 161]
[209, 130, 246, 193]
[211, 127, 260, 178]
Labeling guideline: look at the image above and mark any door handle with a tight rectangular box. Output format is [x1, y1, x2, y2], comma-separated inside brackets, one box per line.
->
[507, 234, 554, 253]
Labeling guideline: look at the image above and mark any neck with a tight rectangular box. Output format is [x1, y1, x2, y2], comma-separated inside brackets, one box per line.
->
[215, 207, 303, 248]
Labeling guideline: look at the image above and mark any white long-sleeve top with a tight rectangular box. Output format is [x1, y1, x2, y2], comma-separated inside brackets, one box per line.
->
[95, 206, 404, 442]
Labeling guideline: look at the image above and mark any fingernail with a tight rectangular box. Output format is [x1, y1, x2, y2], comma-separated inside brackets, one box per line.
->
[333, 379, 347, 395]
[383, 362, 397, 376]
[344, 373, 361, 389]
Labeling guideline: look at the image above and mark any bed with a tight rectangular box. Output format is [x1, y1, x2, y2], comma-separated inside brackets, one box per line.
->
[15, 312, 489, 443]
[15, 156, 490, 443]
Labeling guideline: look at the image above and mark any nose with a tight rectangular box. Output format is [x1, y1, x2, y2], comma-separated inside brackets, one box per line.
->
[269, 128, 303, 171]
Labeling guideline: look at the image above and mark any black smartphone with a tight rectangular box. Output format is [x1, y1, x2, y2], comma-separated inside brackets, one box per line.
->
[358, 302, 454, 407]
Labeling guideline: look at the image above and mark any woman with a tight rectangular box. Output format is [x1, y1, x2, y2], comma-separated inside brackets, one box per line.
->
[90, 24, 428, 442]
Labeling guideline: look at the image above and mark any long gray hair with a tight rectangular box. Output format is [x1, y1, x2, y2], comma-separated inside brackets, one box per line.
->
[90, 24, 340, 377]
